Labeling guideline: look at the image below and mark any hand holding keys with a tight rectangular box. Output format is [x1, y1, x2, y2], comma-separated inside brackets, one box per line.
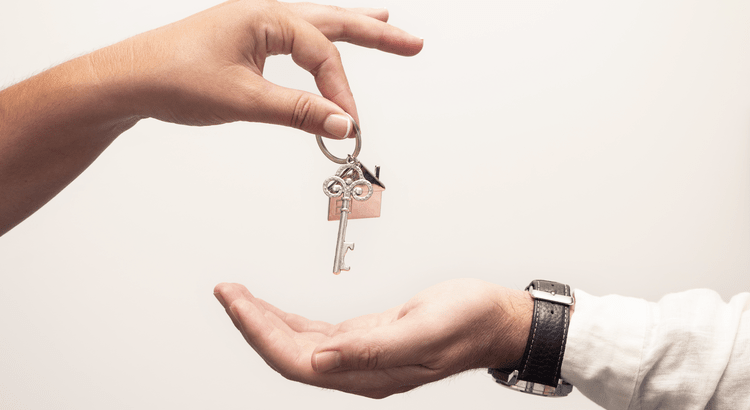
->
[316, 115, 384, 274]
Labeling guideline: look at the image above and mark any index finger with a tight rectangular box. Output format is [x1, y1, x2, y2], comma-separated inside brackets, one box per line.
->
[285, 3, 424, 56]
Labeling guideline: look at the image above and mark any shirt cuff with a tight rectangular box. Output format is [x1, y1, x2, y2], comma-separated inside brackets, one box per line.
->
[561, 289, 649, 410]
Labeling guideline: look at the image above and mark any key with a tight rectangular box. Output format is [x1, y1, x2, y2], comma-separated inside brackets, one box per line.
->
[323, 161, 373, 274]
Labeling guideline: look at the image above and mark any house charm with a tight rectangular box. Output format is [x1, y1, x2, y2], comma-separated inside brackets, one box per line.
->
[327, 164, 385, 221]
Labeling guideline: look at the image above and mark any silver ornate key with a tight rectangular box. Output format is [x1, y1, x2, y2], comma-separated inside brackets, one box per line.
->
[322, 161, 373, 274]
[316, 114, 381, 274]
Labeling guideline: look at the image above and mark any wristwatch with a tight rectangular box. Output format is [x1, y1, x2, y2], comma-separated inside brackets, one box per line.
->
[488, 280, 574, 397]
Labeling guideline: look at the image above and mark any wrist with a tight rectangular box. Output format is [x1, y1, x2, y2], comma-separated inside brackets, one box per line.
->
[84, 39, 146, 123]
[484, 285, 534, 370]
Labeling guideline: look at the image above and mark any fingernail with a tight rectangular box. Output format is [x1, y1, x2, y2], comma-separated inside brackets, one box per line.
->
[313, 351, 341, 373]
[323, 114, 352, 139]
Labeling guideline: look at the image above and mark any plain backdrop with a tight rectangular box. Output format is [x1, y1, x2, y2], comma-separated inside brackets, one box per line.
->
[2, 0, 750, 409]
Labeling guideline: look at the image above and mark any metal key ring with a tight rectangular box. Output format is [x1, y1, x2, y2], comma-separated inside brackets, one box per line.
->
[316, 113, 361, 164]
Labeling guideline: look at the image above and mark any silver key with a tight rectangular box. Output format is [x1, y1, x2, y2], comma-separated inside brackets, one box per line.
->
[323, 161, 373, 274]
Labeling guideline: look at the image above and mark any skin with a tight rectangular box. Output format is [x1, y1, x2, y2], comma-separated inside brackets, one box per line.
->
[0, 0, 423, 236]
[213, 278, 535, 399]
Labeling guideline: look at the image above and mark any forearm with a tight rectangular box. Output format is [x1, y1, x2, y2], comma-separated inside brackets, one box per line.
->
[0, 41, 141, 235]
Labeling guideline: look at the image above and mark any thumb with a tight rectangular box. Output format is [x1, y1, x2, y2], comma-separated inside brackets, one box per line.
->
[311, 320, 431, 373]
[249, 79, 356, 140]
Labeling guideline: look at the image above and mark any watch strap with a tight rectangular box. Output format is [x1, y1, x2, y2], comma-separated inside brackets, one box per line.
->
[517, 279, 572, 386]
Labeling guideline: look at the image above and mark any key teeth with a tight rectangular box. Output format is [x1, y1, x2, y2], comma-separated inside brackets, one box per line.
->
[333, 243, 355, 274]
[334, 263, 351, 274]
[342, 242, 354, 271]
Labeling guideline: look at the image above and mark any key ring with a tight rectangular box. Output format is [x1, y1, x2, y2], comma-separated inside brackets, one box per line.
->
[316, 113, 361, 164]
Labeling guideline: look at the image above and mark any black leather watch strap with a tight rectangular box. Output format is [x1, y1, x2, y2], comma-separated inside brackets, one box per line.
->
[516, 280, 572, 386]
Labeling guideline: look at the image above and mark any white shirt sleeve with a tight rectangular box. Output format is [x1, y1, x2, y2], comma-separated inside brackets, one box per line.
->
[560, 288, 750, 410]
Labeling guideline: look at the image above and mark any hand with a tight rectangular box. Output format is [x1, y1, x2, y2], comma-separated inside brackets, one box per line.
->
[213, 279, 533, 398]
[115, 0, 423, 137]
[0, 0, 422, 235]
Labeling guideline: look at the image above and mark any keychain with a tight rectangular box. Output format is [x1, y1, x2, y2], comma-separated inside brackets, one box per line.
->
[316, 115, 385, 274]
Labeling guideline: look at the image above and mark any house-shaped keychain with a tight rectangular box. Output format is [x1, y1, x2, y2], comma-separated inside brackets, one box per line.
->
[327, 164, 385, 221]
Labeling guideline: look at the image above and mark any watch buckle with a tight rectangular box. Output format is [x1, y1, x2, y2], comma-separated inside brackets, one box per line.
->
[528, 285, 574, 306]
[488, 368, 573, 397]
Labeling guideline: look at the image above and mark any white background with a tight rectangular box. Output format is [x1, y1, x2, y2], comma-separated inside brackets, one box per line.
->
[2, 0, 750, 409]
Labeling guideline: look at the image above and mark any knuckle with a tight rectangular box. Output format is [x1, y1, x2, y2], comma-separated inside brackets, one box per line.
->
[309, 49, 341, 78]
[290, 95, 315, 130]
[227, 298, 246, 313]
[324, 4, 347, 14]
[327, 46, 342, 61]
[356, 344, 381, 370]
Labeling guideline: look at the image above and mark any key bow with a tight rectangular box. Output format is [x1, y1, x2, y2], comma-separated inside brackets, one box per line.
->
[323, 163, 373, 202]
